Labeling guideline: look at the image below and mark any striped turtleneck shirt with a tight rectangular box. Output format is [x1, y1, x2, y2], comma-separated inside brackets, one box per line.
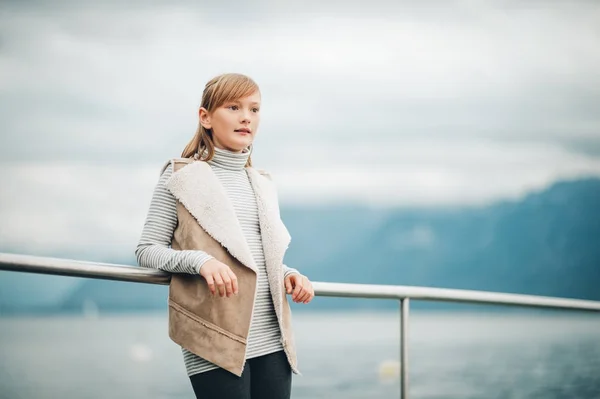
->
[135, 147, 298, 376]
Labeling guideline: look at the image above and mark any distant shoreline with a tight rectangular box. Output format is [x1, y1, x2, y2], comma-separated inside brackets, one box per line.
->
[0, 306, 589, 318]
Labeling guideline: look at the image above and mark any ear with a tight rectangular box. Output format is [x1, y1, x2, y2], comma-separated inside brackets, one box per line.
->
[199, 107, 212, 130]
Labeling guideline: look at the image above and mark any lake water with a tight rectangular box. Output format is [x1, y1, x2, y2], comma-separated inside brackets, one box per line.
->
[1, 311, 599, 399]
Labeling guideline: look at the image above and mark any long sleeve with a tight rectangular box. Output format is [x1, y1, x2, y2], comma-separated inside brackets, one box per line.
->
[283, 264, 300, 278]
[135, 163, 214, 274]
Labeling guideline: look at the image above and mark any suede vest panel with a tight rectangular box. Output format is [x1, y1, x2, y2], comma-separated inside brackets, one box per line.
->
[166, 158, 299, 376]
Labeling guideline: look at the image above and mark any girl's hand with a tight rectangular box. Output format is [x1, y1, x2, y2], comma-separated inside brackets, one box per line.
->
[200, 259, 238, 298]
[284, 273, 314, 304]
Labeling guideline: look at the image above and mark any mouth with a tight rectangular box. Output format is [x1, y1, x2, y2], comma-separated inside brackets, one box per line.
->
[235, 128, 252, 134]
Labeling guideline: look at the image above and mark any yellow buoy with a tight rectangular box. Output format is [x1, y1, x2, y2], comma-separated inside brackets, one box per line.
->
[378, 360, 401, 384]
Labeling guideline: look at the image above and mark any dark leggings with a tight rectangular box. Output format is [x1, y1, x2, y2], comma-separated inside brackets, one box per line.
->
[189, 350, 292, 399]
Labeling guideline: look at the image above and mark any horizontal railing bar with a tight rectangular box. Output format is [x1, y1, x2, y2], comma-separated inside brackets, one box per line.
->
[0, 253, 171, 285]
[1, 252, 600, 312]
[315, 282, 600, 311]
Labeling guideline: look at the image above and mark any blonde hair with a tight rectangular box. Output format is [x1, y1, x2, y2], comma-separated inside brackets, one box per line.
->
[181, 73, 260, 167]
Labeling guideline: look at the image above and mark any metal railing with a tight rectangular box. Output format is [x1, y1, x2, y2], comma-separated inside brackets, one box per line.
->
[2, 252, 600, 399]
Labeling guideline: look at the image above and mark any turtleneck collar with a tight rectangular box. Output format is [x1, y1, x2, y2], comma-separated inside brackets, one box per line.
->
[206, 146, 250, 171]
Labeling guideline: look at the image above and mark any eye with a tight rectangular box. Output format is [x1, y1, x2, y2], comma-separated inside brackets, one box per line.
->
[227, 105, 239, 111]
[252, 107, 260, 113]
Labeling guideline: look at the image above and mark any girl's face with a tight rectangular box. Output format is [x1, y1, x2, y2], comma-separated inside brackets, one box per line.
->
[199, 91, 261, 153]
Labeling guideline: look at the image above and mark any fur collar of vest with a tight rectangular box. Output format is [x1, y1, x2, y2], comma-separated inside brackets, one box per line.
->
[165, 158, 292, 309]
[165, 159, 291, 273]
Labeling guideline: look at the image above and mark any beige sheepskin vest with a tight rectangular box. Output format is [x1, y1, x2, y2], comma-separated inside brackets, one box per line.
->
[164, 158, 298, 376]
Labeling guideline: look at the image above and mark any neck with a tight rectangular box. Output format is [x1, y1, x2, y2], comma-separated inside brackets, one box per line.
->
[207, 146, 250, 171]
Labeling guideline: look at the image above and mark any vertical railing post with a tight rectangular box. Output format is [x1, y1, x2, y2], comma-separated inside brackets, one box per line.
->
[400, 298, 409, 399]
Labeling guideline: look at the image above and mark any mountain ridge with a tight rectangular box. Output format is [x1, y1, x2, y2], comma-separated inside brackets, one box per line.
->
[1, 177, 598, 314]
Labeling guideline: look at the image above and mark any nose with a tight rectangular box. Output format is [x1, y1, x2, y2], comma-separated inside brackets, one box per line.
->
[240, 109, 252, 124]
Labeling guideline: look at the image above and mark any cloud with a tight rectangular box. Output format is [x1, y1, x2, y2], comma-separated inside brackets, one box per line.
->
[1, 1, 599, 161]
[0, 162, 158, 258]
[263, 138, 600, 206]
[2, 138, 600, 257]
[1, 1, 600, 253]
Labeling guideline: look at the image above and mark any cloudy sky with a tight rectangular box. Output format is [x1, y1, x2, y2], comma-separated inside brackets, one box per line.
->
[1, 0, 600, 258]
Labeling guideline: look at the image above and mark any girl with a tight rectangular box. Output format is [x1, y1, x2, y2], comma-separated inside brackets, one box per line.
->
[135, 73, 314, 399]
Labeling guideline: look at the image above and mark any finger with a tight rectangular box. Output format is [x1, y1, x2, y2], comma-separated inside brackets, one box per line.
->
[204, 274, 216, 296]
[292, 282, 303, 301]
[228, 269, 239, 295]
[302, 280, 313, 303]
[294, 282, 306, 302]
[213, 273, 225, 297]
[298, 289, 310, 303]
[308, 285, 315, 303]
[294, 286, 305, 302]
[304, 289, 315, 304]
[221, 271, 233, 297]
[285, 276, 293, 294]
